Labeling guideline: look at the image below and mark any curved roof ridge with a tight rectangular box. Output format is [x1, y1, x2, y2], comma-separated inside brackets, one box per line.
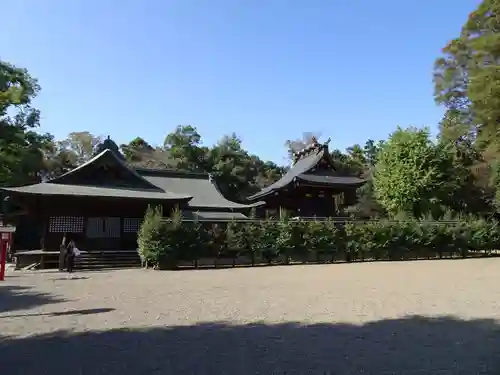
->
[247, 142, 365, 201]
[247, 147, 325, 201]
[49, 149, 162, 191]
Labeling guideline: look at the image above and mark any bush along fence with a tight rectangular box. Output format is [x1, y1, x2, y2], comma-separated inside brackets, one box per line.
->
[137, 206, 500, 270]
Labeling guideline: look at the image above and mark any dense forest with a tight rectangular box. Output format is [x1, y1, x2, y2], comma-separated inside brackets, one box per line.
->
[1, 0, 500, 219]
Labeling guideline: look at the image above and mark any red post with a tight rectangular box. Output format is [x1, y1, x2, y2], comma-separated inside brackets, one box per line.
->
[0, 236, 6, 281]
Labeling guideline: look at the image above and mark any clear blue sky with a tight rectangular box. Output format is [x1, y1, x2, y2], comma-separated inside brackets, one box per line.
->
[1, 0, 481, 164]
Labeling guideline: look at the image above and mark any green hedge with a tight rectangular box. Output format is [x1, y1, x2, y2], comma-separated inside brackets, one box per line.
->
[138, 207, 500, 269]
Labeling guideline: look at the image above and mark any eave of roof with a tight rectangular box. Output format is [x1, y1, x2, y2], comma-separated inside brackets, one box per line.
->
[296, 174, 366, 186]
[0, 183, 192, 201]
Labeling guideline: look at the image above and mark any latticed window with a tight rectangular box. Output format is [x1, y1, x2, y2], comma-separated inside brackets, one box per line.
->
[123, 218, 142, 233]
[86, 217, 121, 238]
[49, 216, 84, 233]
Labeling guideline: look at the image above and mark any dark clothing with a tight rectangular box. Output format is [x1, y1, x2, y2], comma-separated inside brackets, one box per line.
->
[66, 254, 75, 273]
[59, 245, 66, 271]
[66, 243, 75, 273]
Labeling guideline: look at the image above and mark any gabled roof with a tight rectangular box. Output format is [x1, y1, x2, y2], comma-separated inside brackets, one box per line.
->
[52, 149, 160, 190]
[247, 141, 366, 201]
[1, 149, 192, 202]
[136, 168, 262, 210]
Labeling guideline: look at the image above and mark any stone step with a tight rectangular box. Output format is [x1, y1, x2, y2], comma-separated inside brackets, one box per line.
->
[76, 258, 140, 265]
[75, 263, 141, 270]
[77, 255, 140, 261]
[74, 251, 142, 269]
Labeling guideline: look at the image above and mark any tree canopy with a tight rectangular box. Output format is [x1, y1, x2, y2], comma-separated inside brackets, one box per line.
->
[434, 0, 500, 151]
[0, 61, 53, 187]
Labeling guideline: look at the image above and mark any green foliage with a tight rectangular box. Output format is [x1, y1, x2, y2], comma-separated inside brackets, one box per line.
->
[120, 137, 154, 162]
[0, 60, 53, 186]
[225, 220, 241, 255]
[303, 220, 333, 253]
[57, 132, 104, 165]
[431, 0, 500, 213]
[491, 159, 500, 211]
[259, 219, 280, 263]
[137, 206, 166, 268]
[163, 125, 206, 171]
[162, 208, 199, 267]
[340, 218, 500, 261]
[373, 127, 453, 218]
[434, 0, 500, 148]
[138, 206, 205, 269]
[276, 217, 308, 263]
[138, 211, 500, 269]
[347, 172, 386, 219]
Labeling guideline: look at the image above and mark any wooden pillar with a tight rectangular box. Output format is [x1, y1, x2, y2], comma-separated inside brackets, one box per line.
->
[81, 215, 88, 250]
[40, 219, 48, 250]
[119, 217, 124, 250]
[36, 197, 48, 250]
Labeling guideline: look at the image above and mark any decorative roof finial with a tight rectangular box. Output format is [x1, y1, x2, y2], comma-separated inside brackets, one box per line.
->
[107, 135, 111, 140]
[311, 136, 318, 145]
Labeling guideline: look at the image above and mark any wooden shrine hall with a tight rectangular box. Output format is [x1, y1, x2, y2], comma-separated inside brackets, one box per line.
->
[246, 137, 366, 218]
[1, 147, 259, 253]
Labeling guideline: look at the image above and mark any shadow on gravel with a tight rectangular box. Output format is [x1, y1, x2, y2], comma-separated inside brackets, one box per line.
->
[0, 286, 67, 314]
[1, 315, 499, 374]
[2, 307, 115, 319]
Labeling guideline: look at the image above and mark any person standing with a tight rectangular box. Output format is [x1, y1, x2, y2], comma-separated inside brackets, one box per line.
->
[66, 239, 76, 275]
[58, 233, 67, 271]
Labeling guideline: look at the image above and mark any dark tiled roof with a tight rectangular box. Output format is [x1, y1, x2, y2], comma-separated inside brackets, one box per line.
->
[52, 149, 160, 191]
[1, 183, 191, 201]
[1, 149, 191, 201]
[246, 148, 324, 201]
[247, 143, 366, 201]
[137, 169, 261, 210]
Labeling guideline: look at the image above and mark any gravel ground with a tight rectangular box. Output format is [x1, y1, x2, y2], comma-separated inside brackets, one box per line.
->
[1, 259, 500, 374]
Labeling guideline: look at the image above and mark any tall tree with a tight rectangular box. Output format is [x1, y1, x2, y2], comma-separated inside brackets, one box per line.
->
[434, 1, 500, 213]
[207, 133, 256, 200]
[120, 137, 179, 169]
[363, 139, 382, 167]
[42, 137, 78, 179]
[0, 60, 52, 186]
[163, 125, 207, 171]
[434, 0, 500, 150]
[58, 131, 103, 165]
[373, 127, 452, 218]
[120, 137, 154, 162]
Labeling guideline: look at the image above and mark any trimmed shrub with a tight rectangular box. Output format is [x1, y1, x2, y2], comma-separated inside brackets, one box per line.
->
[303, 219, 335, 262]
[138, 211, 500, 269]
[260, 219, 280, 263]
[276, 218, 308, 264]
[137, 205, 167, 269]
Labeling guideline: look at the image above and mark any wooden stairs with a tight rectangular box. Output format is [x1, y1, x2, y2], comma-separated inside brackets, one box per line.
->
[75, 250, 142, 270]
